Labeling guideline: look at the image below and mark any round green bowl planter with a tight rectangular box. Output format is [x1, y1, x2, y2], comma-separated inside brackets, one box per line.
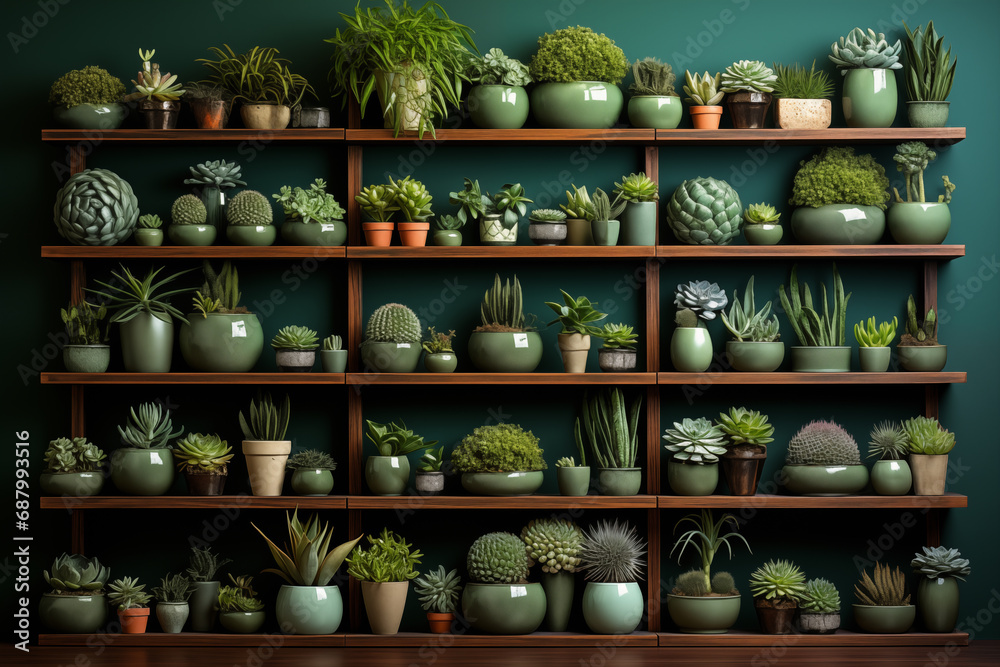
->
[461, 583, 546, 635]
[530, 82, 623, 129]
[189, 581, 220, 632]
[582, 582, 644, 634]
[725, 341, 784, 373]
[361, 581, 409, 635]
[40, 471, 104, 497]
[242, 440, 291, 496]
[53, 103, 127, 129]
[280, 220, 347, 247]
[468, 85, 530, 129]
[226, 225, 277, 246]
[291, 468, 334, 496]
[433, 230, 462, 246]
[479, 214, 518, 246]
[219, 610, 265, 634]
[598, 348, 637, 372]
[619, 202, 657, 246]
[120, 312, 174, 373]
[671, 327, 713, 372]
[133, 229, 164, 246]
[591, 219, 620, 246]
[320, 349, 348, 373]
[852, 604, 915, 633]
[565, 218, 594, 245]
[63, 344, 110, 373]
[666, 594, 741, 634]
[842, 68, 898, 128]
[596, 468, 642, 496]
[276, 585, 343, 635]
[557, 466, 591, 496]
[627, 95, 682, 129]
[743, 224, 783, 245]
[460, 471, 544, 496]
[155, 601, 189, 634]
[179, 313, 264, 373]
[39, 593, 108, 633]
[797, 611, 841, 634]
[907, 101, 950, 128]
[361, 341, 421, 373]
[167, 224, 217, 246]
[365, 456, 410, 496]
[790, 205, 885, 244]
[858, 347, 891, 372]
[110, 448, 175, 495]
[870, 459, 912, 496]
[667, 461, 719, 496]
[897, 344, 947, 371]
[275, 349, 316, 373]
[467, 331, 542, 373]
[781, 464, 869, 496]
[910, 453, 948, 496]
[918, 576, 959, 632]
[789, 346, 851, 372]
[887, 202, 950, 244]
[424, 352, 458, 373]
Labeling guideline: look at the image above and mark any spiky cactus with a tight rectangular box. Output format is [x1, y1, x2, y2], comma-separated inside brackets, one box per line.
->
[683, 71, 724, 106]
[721, 60, 777, 93]
[911, 546, 971, 580]
[629, 57, 676, 96]
[665, 177, 743, 246]
[800, 578, 841, 613]
[520, 519, 583, 574]
[578, 520, 647, 583]
[785, 420, 861, 466]
[674, 569, 708, 596]
[172, 194, 208, 226]
[662, 417, 728, 464]
[867, 421, 908, 460]
[467, 532, 529, 584]
[749, 559, 807, 602]
[44, 554, 110, 592]
[183, 159, 247, 189]
[829, 28, 903, 73]
[674, 280, 728, 327]
[855, 562, 910, 606]
[364, 303, 422, 344]
[227, 190, 273, 226]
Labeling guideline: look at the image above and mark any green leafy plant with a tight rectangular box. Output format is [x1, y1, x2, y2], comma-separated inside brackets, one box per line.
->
[118, 401, 183, 450]
[629, 57, 677, 96]
[151, 573, 194, 603]
[829, 28, 903, 72]
[356, 184, 398, 222]
[545, 290, 607, 335]
[44, 554, 110, 593]
[273, 179, 345, 224]
[901, 295, 940, 345]
[467, 532, 528, 584]
[788, 147, 890, 209]
[675, 280, 728, 328]
[477, 274, 532, 332]
[323, 335, 343, 351]
[903, 21, 956, 102]
[599, 322, 638, 350]
[560, 185, 595, 221]
[239, 392, 291, 441]
[854, 316, 898, 347]
[87, 264, 195, 326]
[743, 203, 781, 224]
[286, 449, 337, 471]
[186, 547, 231, 582]
[720, 276, 780, 343]
[867, 421, 909, 460]
[578, 519, 646, 583]
[346, 528, 422, 583]
[613, 172, 658, 204]
[417, 446, 444, 472]
[892, 141, 955, 204]
[60, 300, 108, 345]
[771, 61, 834, 99]
[465, 48, 531, 86]
[786, 420, 861, 466]
[451, 423, 546, 473]
[911, 546, 971, 580]
[575, 388, 642, 469]
[44, 437, 106, 473]
[854, 562, 910, 606]
[720, 60, 776, 93]
[778, 264, 851, 347]
[172, 194, 207, 226]
[49, 66, 126, 107]
[173, 433, 233, 473]
[414, 565, 462, 613]
[365, 419, 437, 457]
[903, 416, 955, 455]
[197, 44, 315, 107]
[800, 578, 841, 613]
[390, 176, 433, 222]
[271, 325, 319, 350]
[529, 25, 628, 84]
[252, 508, 361, 586]
[682, 71, 724, 106]
[716, 407, 775, 451]
[590, 187, 625, 223]
[491, 183, 532, 229]
[448, 178, 490, 225]
[217, 574, 264, 612]
[138, 214, 163, 229]
[521, 518, 583, 573]
[364, 302, 422, 343]
[662, 417, 727, 464]
[421, 326, 455, 354]
[670, 509, 750, 595]
[108, 576, 153, 610]
[226, 190, 274, 226]
[748, 560, 807, 602]
[123, 48, 184, 102]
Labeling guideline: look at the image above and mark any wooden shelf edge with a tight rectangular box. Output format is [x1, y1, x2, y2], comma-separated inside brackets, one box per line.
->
[654, 127, 966, 145]
[39, 496, 350, 510]
[346, 372, 655, 385]
[657, 493, 968, 509]
[41, 373, 347, 385]
[347, 246, 655, 259]
[345, 128, 656, 143]
[349, 495, 658, 510]
[40, 246, 347, 259]
[345, 631, 657, 647]
[658, 629, 969, 647]
[38, 632, 346, 647]
[655, 244, 965, 259]
[41, 128, 347, 142]
[657, 371, 967, 385]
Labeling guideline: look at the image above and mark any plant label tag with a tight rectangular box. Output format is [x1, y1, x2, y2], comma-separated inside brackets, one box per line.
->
[397, 343, 410, 348]
[874, 68, 887, 91]
[321, 223, 336, 232]
[390, 458, 400, 468]
[513, 333, 529, 348]
[219, 192, 226, 206]
[511, 586, 527, 598]
[232, 321, 246, 337]
[618, 583, 628, 596]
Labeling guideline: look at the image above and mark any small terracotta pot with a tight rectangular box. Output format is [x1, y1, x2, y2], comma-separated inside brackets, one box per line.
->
[689, 105, 723, 129]
[427, 611, 454, 634]
[119, 607, 150, 634]
[398, 222, 430, 246]
[363, 222, 394, 246]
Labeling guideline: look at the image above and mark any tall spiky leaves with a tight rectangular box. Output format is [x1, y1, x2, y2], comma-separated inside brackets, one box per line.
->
[252, 508, 361, 586]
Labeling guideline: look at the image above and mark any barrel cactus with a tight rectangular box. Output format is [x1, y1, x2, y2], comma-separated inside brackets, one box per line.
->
[786, 420, 861, 466]
[227, 190, 273, 226]
[171, 194, 207, 226]
[467, 532, 529, 584]
[364, 303, 421, 344]
[665, 177, 742, 245]
[53, 168, 139, 245]
[520, 519, 583, 573]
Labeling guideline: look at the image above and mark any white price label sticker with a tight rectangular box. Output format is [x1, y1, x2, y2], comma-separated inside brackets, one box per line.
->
[390, 458, 400, 468]
[513, 333, 529, 348]
[618, 583, 629, 596]
[232, 321, 247, 338]
[397, 343, 411, 349]
[321, 223, 336, 232]
[510, 586, 527, 598]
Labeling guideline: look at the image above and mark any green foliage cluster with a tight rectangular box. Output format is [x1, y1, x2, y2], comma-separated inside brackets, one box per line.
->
[60, 300, 108, 345]
[788, 147, 890, 209]
[903, 294, 939, 344]
[197, 44, 315, 106]
[253, 509, 360, 586]
[778, 264, 851, 347]
[629, 58, 676, 96]
[854, 316, 898, 348]
[545, 289, 606, 335]
[771, 61, 834, 99]
[152, 573, 194, 603]
[366, 419, 437, 457]
[186, 547, 231, 582]
[273, 179, 345, 224]
[521, 518, 583, 573]
[613, 172, 658, 204]
[138, 214, 162, 229]
[560, 185, 595, 221]
[286, 449, 337, 470]
[721, 276, 780, 343]
[417, 446, 444, 472]
[49, 66, 125, 107]
[478, 274, 529, 332]
[239, 392, 290, 441]
[465, 48, 531, 86]
[346, 528, 423, 583]
[217, 575, 264, 612]
[599, 322, 638, 350]
[903, 21, 956, 102]
[720, 60, 776, 93]
[576, 388, 641, 469]
[716, 407, 774, 450]
[529, 26, 629, 84]
[194, 261, 244, 317]
[44, 437, 105, 474]
[451, 423, 546, 473]
[421, 326, 455, 354]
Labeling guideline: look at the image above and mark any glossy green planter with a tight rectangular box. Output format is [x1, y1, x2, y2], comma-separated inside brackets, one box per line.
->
[361, 341, 421, 373]
[596, 468, 642, 496]
[291, 468, 334, 496]
[627, 95, 682, 129]
[424, 352, 458, 373]
[168, 224, 217, 246]
[63, 345, 110, 373]
[226, 225, 277, 246]
[887, 202, 951, 244]
[743, 224, 783, 245]
[461, 583, 546, 634]
[320, 349, 348, 373]
[619, 202, 657, 246]
[276, 585, 343, 635]
[726, 341, 784, 372]
[40, 471, 104, 497]
[557, 466, 591, 496]
[281, 220, 347, 246]
[120, 312, 174, 373]
[365, 456, 410, 496]
[179, 313, 264, 372]
[907, 101, 950, 128]
[219, 610, 265, 634]
[583, 582, 643, 634]
[870, 459, 912, 496]
[39, 593, 108, 633]
[781, 464, 869, 496]
[541, 571, 574, 632]
[591, 219, 620, 246]
[790, 346, 851, 372]
[530, 82, 623, 129]
[433, 230, 462, 246]
[671, 327, 713, 372]
[133, 229, 164, 246]
[189, 581, 220, 632]
[853, 604, 915, 633]
[110, 448, 174, 495]
[858, 347, 891, 372]
[460, 471, 543, 496]
[790, 205, 885, 244]
[918, 576, 959, 632]
[53, 103, 126, 129]
[666, 594, 741, 634]
[468, 85, 530, 129]
[842, 68, 898, 128]
[667, 460, 719, 496]
[897, 344, 947, 372]
[467, 331, 542, 373]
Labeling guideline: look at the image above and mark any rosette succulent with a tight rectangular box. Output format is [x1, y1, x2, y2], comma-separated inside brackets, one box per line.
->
[720, 60, 776, 93]
[413, 565, 462, 613]
[184, 159, 247, 189]
[665, 177, 743, 245]
[786, 420, 861, 466]
[124, 49, 185, 102]
[903, 415, 955, 455]
[529, 208, 567, 223]
[520, 518, 583, 574]
[749, 559, 807, 602]
[683, 71, 724, 106]
[662, 417, 728, 464]
[829, 28, 903, 73]
[716, 407, 775, 450]
[172, 194, 208, 226]
[53, 168, 139, 246]
[743, 203, 780, 224]
[271, 325, 319, 350]
[674, 280, 728, 326]
[44, 437, 106, 473]
[44, 554, 110, 592]
[800, 578, 841, 613]
[173, 433, 233, 473]
[467, 532, 529, 584]
[911, 546, 971, 580]
[227, 190, 273, 226]
[389, 176, 433, 222]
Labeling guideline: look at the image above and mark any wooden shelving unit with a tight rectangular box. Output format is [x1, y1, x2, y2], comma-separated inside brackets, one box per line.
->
[657, 629, 969, 647]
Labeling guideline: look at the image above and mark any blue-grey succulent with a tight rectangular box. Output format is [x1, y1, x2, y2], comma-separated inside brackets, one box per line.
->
[829, 28, 903, 73]
[665, 177, 743, 245]
[44, 553, 110, 592]
[662, 417, 728, 464]
[183, 159, 247, 189]
[674, 281, 728, 322]
[53, 168, 139, 246]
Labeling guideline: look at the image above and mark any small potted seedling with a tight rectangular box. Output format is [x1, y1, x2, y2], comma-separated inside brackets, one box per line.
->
[271, 325, 319, 372]
[742, 203, 783, 245]
[321, 334, 348, 373]
[135, 214, 164, 246]
[422, 327, 457, 373]
[415, 446, 445, 495]
[597, 322, 638, 372]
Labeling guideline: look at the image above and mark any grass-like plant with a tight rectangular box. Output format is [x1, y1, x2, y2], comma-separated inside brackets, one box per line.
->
[87, 265, 195, 325]
[771, 61, 834, 99]
[197, 44, 315, 107]
[239, 392, 290, 441]
[575, 388, 642, 469]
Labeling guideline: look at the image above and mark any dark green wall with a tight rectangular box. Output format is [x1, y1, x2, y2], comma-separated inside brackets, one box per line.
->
[3, 0, 998, 642]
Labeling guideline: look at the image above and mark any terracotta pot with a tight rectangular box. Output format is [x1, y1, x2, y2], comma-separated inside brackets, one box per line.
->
[189, 98, 229, 129]
[427, 611, 454, 634]
[119, 607, 150, 634]
[242, 440, 291, 496]
[689, 105, 723, 129]
[363, 222, 394, 246]
[397, 221, 430, 246]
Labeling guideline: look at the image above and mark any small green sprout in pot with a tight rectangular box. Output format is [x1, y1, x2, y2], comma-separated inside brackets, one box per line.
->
[134, 213, 165, 246]
[217, 574, 266, 634]
[545, 290, 607, 372]
[40, 436, 107, 497]
[415, 446, 446, 495]
[597, 322, 638, 372]
[854, 316, 898, 372]
[108, 576, 154, 634]
[421, 326, 457, 373]
[742, 203, 783, 245]
[627, 57, 681, 129]
[897, 294, 946, 371]
[431, 213, 466, 246]
[270, 325, 318, 372]
[319, 334, 347, 373]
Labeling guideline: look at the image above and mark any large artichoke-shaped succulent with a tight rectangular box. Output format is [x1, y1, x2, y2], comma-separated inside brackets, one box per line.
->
[43, 553, 110, 592]
[53, 168, 139, 245]
[183, 159, 247, 189]
[520, 519, 583, 574]
[674, 280, 727, 321]
[829, 28, 903, 73]
[786, 420, 860, 466]
[665, 177, 742, 245]
[467, 532, 529, 584]
[720, 60, 776, 93]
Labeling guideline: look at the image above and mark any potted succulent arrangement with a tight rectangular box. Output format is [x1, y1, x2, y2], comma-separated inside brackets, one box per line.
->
[465, 48, 532, 129]
[185, 546, 231, 633]
[854, 316, 898, 372]
[451, 423, 546, 496]
[613, 172, 658, 245]
[108, 576, 154, 634]
[597, 322, 638, 372]
[123, 48, 184, 129]
[716, 407, 774, 496]
[902, 21, 956, 127]
[667, 509, 749, 634]
[364, 419, 436, 496]
[720, 276, 783, 372]
[911, 546, 970, 632]
[545, 290, 607, 373]
[321, 335, 348, 373]
[112, 401, 182, 496]
[169, 194, 215, 246]
[720, 60, 776, 129]
[462, 532, 545, 634]
[741, 203, 783, 245]
[829, 27, 903, 128]
[271, 325, 319, 372]
[173, 433, 232, 496]
[787, 147, 890, 244]
[422, 326, 457, 373]
[53, 167, 139, 246]
[521, 518, 583, 632]
[183, 159, 247, 232]
[286, 449, 337, 496]
[183, 82, 231, 129]
[797, 578, 842, 634]
[347, 528, 423, 635]
[555, 432, 590, 496]
[414, 446, 445, 495]
[468, 274, 542, 373]
[663, 418, 727, 496]
[749, 560, 807, 635]
[771, 61, 834, 129]
[852, 562, 914, 633]
[627, 57, 682, 129]
[431, 214, 465, 246]
[361, 302, 423, 373]
[414, 566, 462, 633]
[273, 178, 347, 247]
[40, 436, 106, 497]
[665, 177, 742, 245]
[527, 208, 568, 246]
[391, 176, 434, 246]
[672, 280, 727, 372]
[888, 142, 954, 244]
[576, 388, 643, 496]
[682, 71, 724, 129]
[898, 295, 947, 371]
[866, 421, 913, 496]
[778, 264, 852, 372]
[528, 25, 629, 128]
[483, 183, 532, 246]
[356, 183, 397, 245]
[589, 187, 625, 246]
[448, 178, 490, 243]
[560, 184, 596, 245]
[239, 392, 292, 496]
[903, 415, 955, 495]
[60, 299, 109, 373]
[39, 554, 110, 633]
[781, 420, 869, 495]
[252, 509, 361, 634]
[134, 214, 164, 246]
[152, 572, 194, 634]
[49, 65, 126, 129]
[225, 190, 276, 246]
[578, 520, 647, 635]
[217, 574, 265, 634]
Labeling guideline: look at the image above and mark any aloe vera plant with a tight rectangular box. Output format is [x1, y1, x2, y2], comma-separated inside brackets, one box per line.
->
[778, 264, 851, 346]
[575, 388, 642, 469]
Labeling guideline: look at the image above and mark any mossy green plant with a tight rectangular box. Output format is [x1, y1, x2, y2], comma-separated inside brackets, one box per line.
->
[529, 26, 628, 84]
[49, 66, 126, 107]
[451, 423, 547, 473]
[788, 147, 890, 210]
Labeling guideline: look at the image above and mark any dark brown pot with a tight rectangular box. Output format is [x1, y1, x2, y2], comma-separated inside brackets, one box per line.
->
[726, 91, 773, 129]
[185, 470, 227, 496]
[721, 446, 767, 496]
[189, 98, 230, 129]
[139, 100, 181, 129]
[755, 598, 798, 634]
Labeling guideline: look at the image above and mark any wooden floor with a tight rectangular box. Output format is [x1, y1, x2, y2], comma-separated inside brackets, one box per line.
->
[4, 642, 999, 666]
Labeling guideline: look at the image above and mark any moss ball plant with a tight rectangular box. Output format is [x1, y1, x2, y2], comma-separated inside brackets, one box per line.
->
[451, 424, 547, 473]
[529, 26, 629, 84]
[788, 147, 890, 209]
[49, 66, 126, 107]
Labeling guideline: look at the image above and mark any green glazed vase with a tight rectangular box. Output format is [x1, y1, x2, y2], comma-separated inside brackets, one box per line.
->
[531, 82, 624, 129]
[858, 347, 891, 372]
[365, 456, 410, 496]
[120, 312, 174, 373]
[743, 224, 783, 245]
[39, 593, 108, 633]
[179, 313, 264, 372]
[667, 460, 719, 496]
[666, 594, 741, 634]
[887, 202, 951, 244]
[870, 459, 912, 496]
[275, 585, 343, 635]
[219, 610, 265, 634]
[725, 341, 784, 372]
[461, 583, 546, 634]
[63, 344, 110, 373]
[468, 85, 530, 129]
[280, 220, 347, 246]
[917, 576, 959, 632]
[433, 230, 462, 246]
[460, 471, 544, 496]
[110, 448, 175, 495]
[320, 349, 348, 373]
[467, 331, 542, 373]
[557, 466, 591, 496]
[790, 205, 886, 244]
[596, 468, 642, 496]
[781, 464, 869, 496]
[670, 327, 713, 372]
[842, 68, 898, 128]
[619, 202, 657, 245]
[853, 604, 915, 633]
[582, 582, 644, 634]
[167, 224, 217, 246]
[627, 95, 682, 129]
[897, 344, 947, 372]
[424, 352, 458, 373]
[907, 101, 950, 128]
[40, 471, 104, 497]
[361, 341, 421, 373]
[189, 581, 220, 632]
[291, 468, 334, 496]
[541, 571, 574, 632]
[133, 229, 163, 246]
[53, 103, 126, 130]
[789, 346, 851, 372]
[226, 225, 277, 246]
[591, 219, 620, 246]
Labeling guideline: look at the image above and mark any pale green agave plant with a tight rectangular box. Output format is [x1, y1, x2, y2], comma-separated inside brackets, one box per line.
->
[829, 28, 903, 73]
[683, 71, 724, 106]
[252, 508, 362, 586]
[720, 276, 780, 343]
[118, 401, 183, 449]
[271, 325, 319, 350]
[720, 60, 776, 93]
[413, 565, 462, 613]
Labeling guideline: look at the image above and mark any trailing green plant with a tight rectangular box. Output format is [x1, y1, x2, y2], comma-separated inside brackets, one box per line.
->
[151, 573, 194, 603]
[323, 334, 343, 351]
[44, 554, 110, 593]
[173, 433, 233, 474]
[854, 316, 898, 348]
[893, 141, 954, 204]
[682, 71, 724, 106]
[788, 147, 890, 209]
[911, 546, 971, 580]
[108, 576, 153, 610]
[599, 322, 638, 350]
[60, 300, 108, 345]
[252, 508, 361, 586]
[854, 562, 910, 606]
[901, 295, 939, 345]
[123, 48, 184, 102]
[720, 276, 780, 343]
[529, 208, 567, 223]
[417, 446, 444, 473]
[477, 274, 531, 332]
[286, 449, 337, 471]
[448, 178, 490, 225]
[389, 175, 433, 221]
[742, 203, 781, 224]
[903, 21, 956, 102]
[748, 559, 807, 602]
[490, 183, 532, 228]
[87, 264, 195, 325]
[720, 60, 776, 93]
[560, 185, 596, 221]
[903, 415, 955, 455]
[44, 437, 105, 474]
[590, 187, 625, 222]
[49, 66, 126, 107]
[197, 44, 315, 107]
[239, 392, 291, 441]
[716, 407, 775, 451]
[186, 547, 231, 582]
[662, 417, 728, 464]
[118, 401, 183, 450]
[432, 214, 465, 231]
[226, 190, 274, 226]
[273, 178, 345, 224]
[613, 172, 658, 204]
[529, 25, 628, 84]
[271, 325, 319, 350]
[217, 574, 265, 613]
[521, 518, 583, 573]
[138, 214, 162, 229]
[867, 421, 909, 461]
[421, 326, 455, 354]
[467, 532, 529, 584]
[800, 578, 841, 613]
[364, 302, 422, 343]
[829, 28, 903, 73]
[172, 194, 208, 226]
[465, 47, 531, 86]
[629, 57, 677, 96]
[771, 61, 834, 99]
[346, 528, 422, 583]
[675, 280, 728, 328]
[365, 419, 437, 457]
[778, 264, 851, 346]
[785, 420, 861, 466]
[545, 290, 607, 335]
[578, 519, 646, 583]
[414, 565, 462, 613]
[575, 388, 642, 469]
[451, 423, 546, 473]
[184, 159, 246, 190]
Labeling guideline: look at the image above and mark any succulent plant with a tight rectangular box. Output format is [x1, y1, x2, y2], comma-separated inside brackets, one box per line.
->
[867, 421, 909, 460]
[389, 175, 433, 222]
[448, 178, 490, 225]
[347, 529, 421, 584]
[520, 518, 583, 574]
[53, 168, 139, 246]
[271, 325, 319, 350]
[716, 407, 775, 450]
[286, 448, 337, 470]
[490, 183, 532, 228]
[788, 147, 890, 210]
[87, 264, 195, 326]
[720, 276, 780, 343]
[365, 420, 437, 457]
[590, 187, 625, 223]
[670, 509, 751, 595]
[467, 532, 529, 584]
[466, 47, 532, 87]
[613, 172, 659, 204]
[771, 60, 835, 99]
[227, 190, 274, 227]
[364, 303, 422, 344]
[683, 71, 724, 106]
[417, 446, 444, 472]
[720, 60, 776, 93]
[108, 576, 153, 610]
[421, 326, 456, 354]
[555, 456, 578, 468]
[60, 300, 108, 345]
[118, 401, 183, 449]
[662, 417, 728, 464]
[123, 49, 184, 102]
[173, 433, 233, 473]
[273, 178, 345, 224]
[356, 183, 399, 223]
[432, 214, 465, 231]
[323, 334, 343, 351]
[151, 572, 195, 603]
[911, 546, 971, 580]
[451, 423, 546, 473]
[778, 264, 851, 347]
[800, 578, 841, 613]
[49, 66, 126, 107]
[414, 565, 462, 613]
[529, 208, 567, 223]
[855, 562, 910, 606]
[529, 26, 629, 85]
[902, 294, 939, 344]
[629, 57, 677, 96]
[743, 203, 780, 224]
[829, 28, 903, 73]
[44, 554, 110, 592]
[218, 574, 264, 612]
[665, 177, 743, 246]
[239, 392, 290, 441]
[854, 316, 898, 348]
[785, 420, 861, 466]
[560, 185, 596, 221]
[478, 274, 528, 332]
[194, 261, 244, 316]
[44, 436, 106, 474]
[184, 159, 247, 189]
[186, 546, 232, 582]
[172, 194, 208, 226]
[253, 509, 361, 586]
[903, 21, 956, 102]
[749, 559, 807, 602]
[599, 322, 638, 350]
[674, 280, 728, 327]
[138, 214, 163, 229]
[576, 388, 642, 469]
[578, 520, 647, 583]
[903, 416, 955, 455]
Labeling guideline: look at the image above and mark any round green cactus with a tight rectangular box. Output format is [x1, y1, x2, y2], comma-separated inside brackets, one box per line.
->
[53, 168, 139, 246]
[467, 532, 529, 584]
[520, 518, 583, 573]
[364, 303, 421, 344]
[171, 194, 208, 226]
[665, 177, 743, 245]
[227, 190, 274, 226]
[786, 420, 861, 466]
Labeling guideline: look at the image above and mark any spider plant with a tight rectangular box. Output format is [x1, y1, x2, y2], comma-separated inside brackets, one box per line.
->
[87, 265, 195, 325]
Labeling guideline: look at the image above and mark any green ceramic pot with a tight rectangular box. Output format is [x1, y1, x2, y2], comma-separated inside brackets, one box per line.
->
[460, 471, 544, 496]
[789, 346, 851, 372]
[627, 95, 682, 129]
[725, 341, 784, 372]
[63, 344, 111, 373]
[907, 101, 950, 128]
[666, 594, 741, 634]
[897, 344, 947, 372]
[291, 468, 334, 496]
[667, 460, 719, 496]
[918, 576, 959, 632]
[40, 471, 104, 497]
[619, 202, 657, 246]
[179, 313, 264, 372]
[200, 187, 225, 231]
[530, 82, 624, 129]
[189, 581, 220, 632]
[226, 225, 277, 246]
[541, 571, 574, 632]
[433, 230, 462, 246]
[424, 352, 458, 373]
[671, 327, 713, 372]
[281, 220, 347, 246]
[461, 583, 546, 634]
[168, 224, 217, 246]
[219, 611, 265, 634]
[582, 582, 644, 634]
[361, 341, 421, 373]
[320, 349, 348, 373]
[155, 601, 189, 634]
[870, 459, 912, 496]
[565, 218, 594, 246]
[468, 85, 530, 129]
[842, 68, 898, 128]
[467, 331, 543, 373]
[365, 456, 410, 496]
[743, 224, 783, 245]
[852, 604, 915, 633]
[119, 312, 174, 373]
[596, 468, 642, 496]
[887, 202, 951, 244]
[110, 448, 175, 495]
[53, 103, 126, 129]
[858, 347, 891, 372]
[133, 229, 164, 246]
[790, 205, 886, 244]
[591, 219, 620, 246]
[781, 464, 869, 496]
[275, 585, 343, 634]
[39, 593, 108, 633]
[479, 214, 518, 246]
[557, 466, 591, 496]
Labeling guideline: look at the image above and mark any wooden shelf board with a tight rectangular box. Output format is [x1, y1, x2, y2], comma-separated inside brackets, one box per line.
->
[345, 128, 656, 143]
[657, 372, 967, 385]
[347, 246, 655, 259]
[349, 495, 657, 510]
[654, 127, 966, 145]
[41, 128, 346, 142]
[40, 373, 346, 385]
[39, 495, 349, 510]
[38, 632, 346, 647]
[41, 246, 347, 259]
[658, 629, 969, 647]
[346, 372, 655, 385]
[655, 245, 965, 259]
[657, 493, 968, 509]
[345, 631, 657, 647]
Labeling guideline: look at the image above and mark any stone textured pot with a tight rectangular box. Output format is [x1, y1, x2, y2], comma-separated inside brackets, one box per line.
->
[743, 224, 783, 245]
[797, 611, 841, 634]
[542, 571, 574, 632]
[479, 214, 517, 246]
[320, 349, 348, 373]
[219, 610, 265, 634]
[398, 221, 430, 246]
[120, 312, 174, 373]
[853, 604, 915, 633]
[241, 103, 291, 130]
[755, 600, 797, 634]
[280, 220, 347, 247]
[365, 455, 410, 496]
[897, 344, 947, 372]
[557, 332, 591, 372]
[363, 222, 394, 246]
[63, 344, 111, 373]
[790, 205, 886, 244]
[789, 346, 851, 372]
[726, 91, 772, 129]
[620, 202, 657, 245]
[361, 581, 409, 635]
[557, 466, 590, 496]
[40, 471, 104, 497]
[462, 583, 546, 634]
[184, 470, 226, 496]
[582, 581, 644, 634]
[910, 454, 948, 495]
[460, 471, 544, 496]
[907, 101, 950, 128]
[291, 468, 334, 496]
[627, 95, 682, 129]
[168, 224, 217, 246]
[276, 585, 343, 634]
[361, 341, 421, 373]
[528, 221, 567, 245]
[565, 218, 594, 245]
[726, 341, 784, 372]
[467, 331, 542, 373]
[242, 440, 291, 496]
[781, 464, 869, 496]
[226, 225, 277, 246]
[53, 103, 126, 130]
[134, 228, 164, 246]
[666, 594, 741, 634]
[598, 348, 637, 372]
[842, 68, 898, 128]
[468, 85, 530, 129]
[415, 471, 444, 495]
[721, 448, 766, 496]
[275, 349, 316, 373]
[189, 581, 220, 632]
[591, 219, 620, 246]
[858, 346, 891, 372]
[530, 82, 623, 129]
[689, 105, 723, 129]
[156, 601, 189, 634]
[774, 98, 832, 129]
[294, 106, 331, 128]
[671, 327, 713, 372]
[870, 459, 912, 496]
[180, 312, 264, 373]
[39, 593, 107, 633]
[887, 202, 951, 244]
[110, 448, 174, 495]
[667, 460, 719, 496]
[596, 468, 642, 496]
[918, 576, 959, 632]
[424, 352, 458, 373]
